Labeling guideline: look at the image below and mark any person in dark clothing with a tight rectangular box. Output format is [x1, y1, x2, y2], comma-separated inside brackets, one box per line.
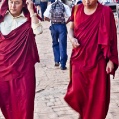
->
[34, 0, 48, 20]
[40, 0, 48, 20]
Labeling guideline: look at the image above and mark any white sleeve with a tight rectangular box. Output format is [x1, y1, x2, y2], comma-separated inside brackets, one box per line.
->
[44, 4, 52, 18]
[64, 4, 71, 18]
[32, 21, 43, 35]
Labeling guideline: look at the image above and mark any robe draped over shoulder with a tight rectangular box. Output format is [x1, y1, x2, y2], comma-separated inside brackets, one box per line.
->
[0, 21, 39, 81]
[70, 3, 118, 71]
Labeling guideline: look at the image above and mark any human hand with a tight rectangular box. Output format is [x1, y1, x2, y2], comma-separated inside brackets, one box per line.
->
[70, 38, 80, 48]
[26, 0, 34, 14]
[106, 60, 114, 74]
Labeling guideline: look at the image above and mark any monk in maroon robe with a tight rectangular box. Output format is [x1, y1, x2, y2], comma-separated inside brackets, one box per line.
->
[0, 0, 42, 119]
[64, 0, 118, 119]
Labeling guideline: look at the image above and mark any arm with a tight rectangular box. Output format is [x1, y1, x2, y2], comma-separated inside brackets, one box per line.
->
[44, 4, 51, 22]
[26, 0, 39, 24]
[98, 7, 118, 75]
[106, 9, 118, 74]
[64, 4, 71, 24]
[26, 0, 43, 34]
[68, 22, 80, 48]
[65, 17, 70, 24]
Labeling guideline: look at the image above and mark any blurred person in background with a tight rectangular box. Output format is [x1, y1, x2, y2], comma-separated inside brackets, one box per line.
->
[40, 0, 48, 20]
[44, 0, 71, 70]
[75, 0, 82, 4]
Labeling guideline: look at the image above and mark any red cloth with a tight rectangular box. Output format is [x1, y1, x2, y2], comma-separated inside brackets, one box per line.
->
[64, 3, 118, 119]
[0, 62, 36, 119]
[0, 0, 40, 119]
[0, 21, 39, 81]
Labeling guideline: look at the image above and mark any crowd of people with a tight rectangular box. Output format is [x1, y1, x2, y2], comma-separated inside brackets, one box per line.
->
[0, 0, 118, 119]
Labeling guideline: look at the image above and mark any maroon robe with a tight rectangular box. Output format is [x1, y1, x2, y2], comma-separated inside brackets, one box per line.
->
[0, 1, 40, 119]
[64, 3, 118, 119]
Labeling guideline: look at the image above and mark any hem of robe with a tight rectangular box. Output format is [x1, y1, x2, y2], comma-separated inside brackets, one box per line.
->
[64, 57, 110, 119]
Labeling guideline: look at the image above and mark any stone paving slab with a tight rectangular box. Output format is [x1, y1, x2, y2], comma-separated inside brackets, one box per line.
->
[0, 21, 119, 119]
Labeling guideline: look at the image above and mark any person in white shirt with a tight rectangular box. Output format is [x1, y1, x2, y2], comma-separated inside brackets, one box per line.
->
[99, 0, 117, 4]
[0, 0, 42, 119]
[0, 0, 43, 35]
[44, 0, 71, 70]
[44, 0, 71, 22]
[75, 0, 82, 4]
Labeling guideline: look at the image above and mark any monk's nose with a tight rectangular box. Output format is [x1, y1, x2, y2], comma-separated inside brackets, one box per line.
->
[11, 2, 16, 8]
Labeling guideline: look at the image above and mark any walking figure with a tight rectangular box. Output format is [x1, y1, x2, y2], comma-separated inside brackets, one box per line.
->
[0, 0, 42, 118]
[44, 0, 71, 70]
[64, 0, 118, 119]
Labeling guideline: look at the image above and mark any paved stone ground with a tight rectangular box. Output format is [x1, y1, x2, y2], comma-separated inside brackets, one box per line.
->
[0, 21, 119, 119]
